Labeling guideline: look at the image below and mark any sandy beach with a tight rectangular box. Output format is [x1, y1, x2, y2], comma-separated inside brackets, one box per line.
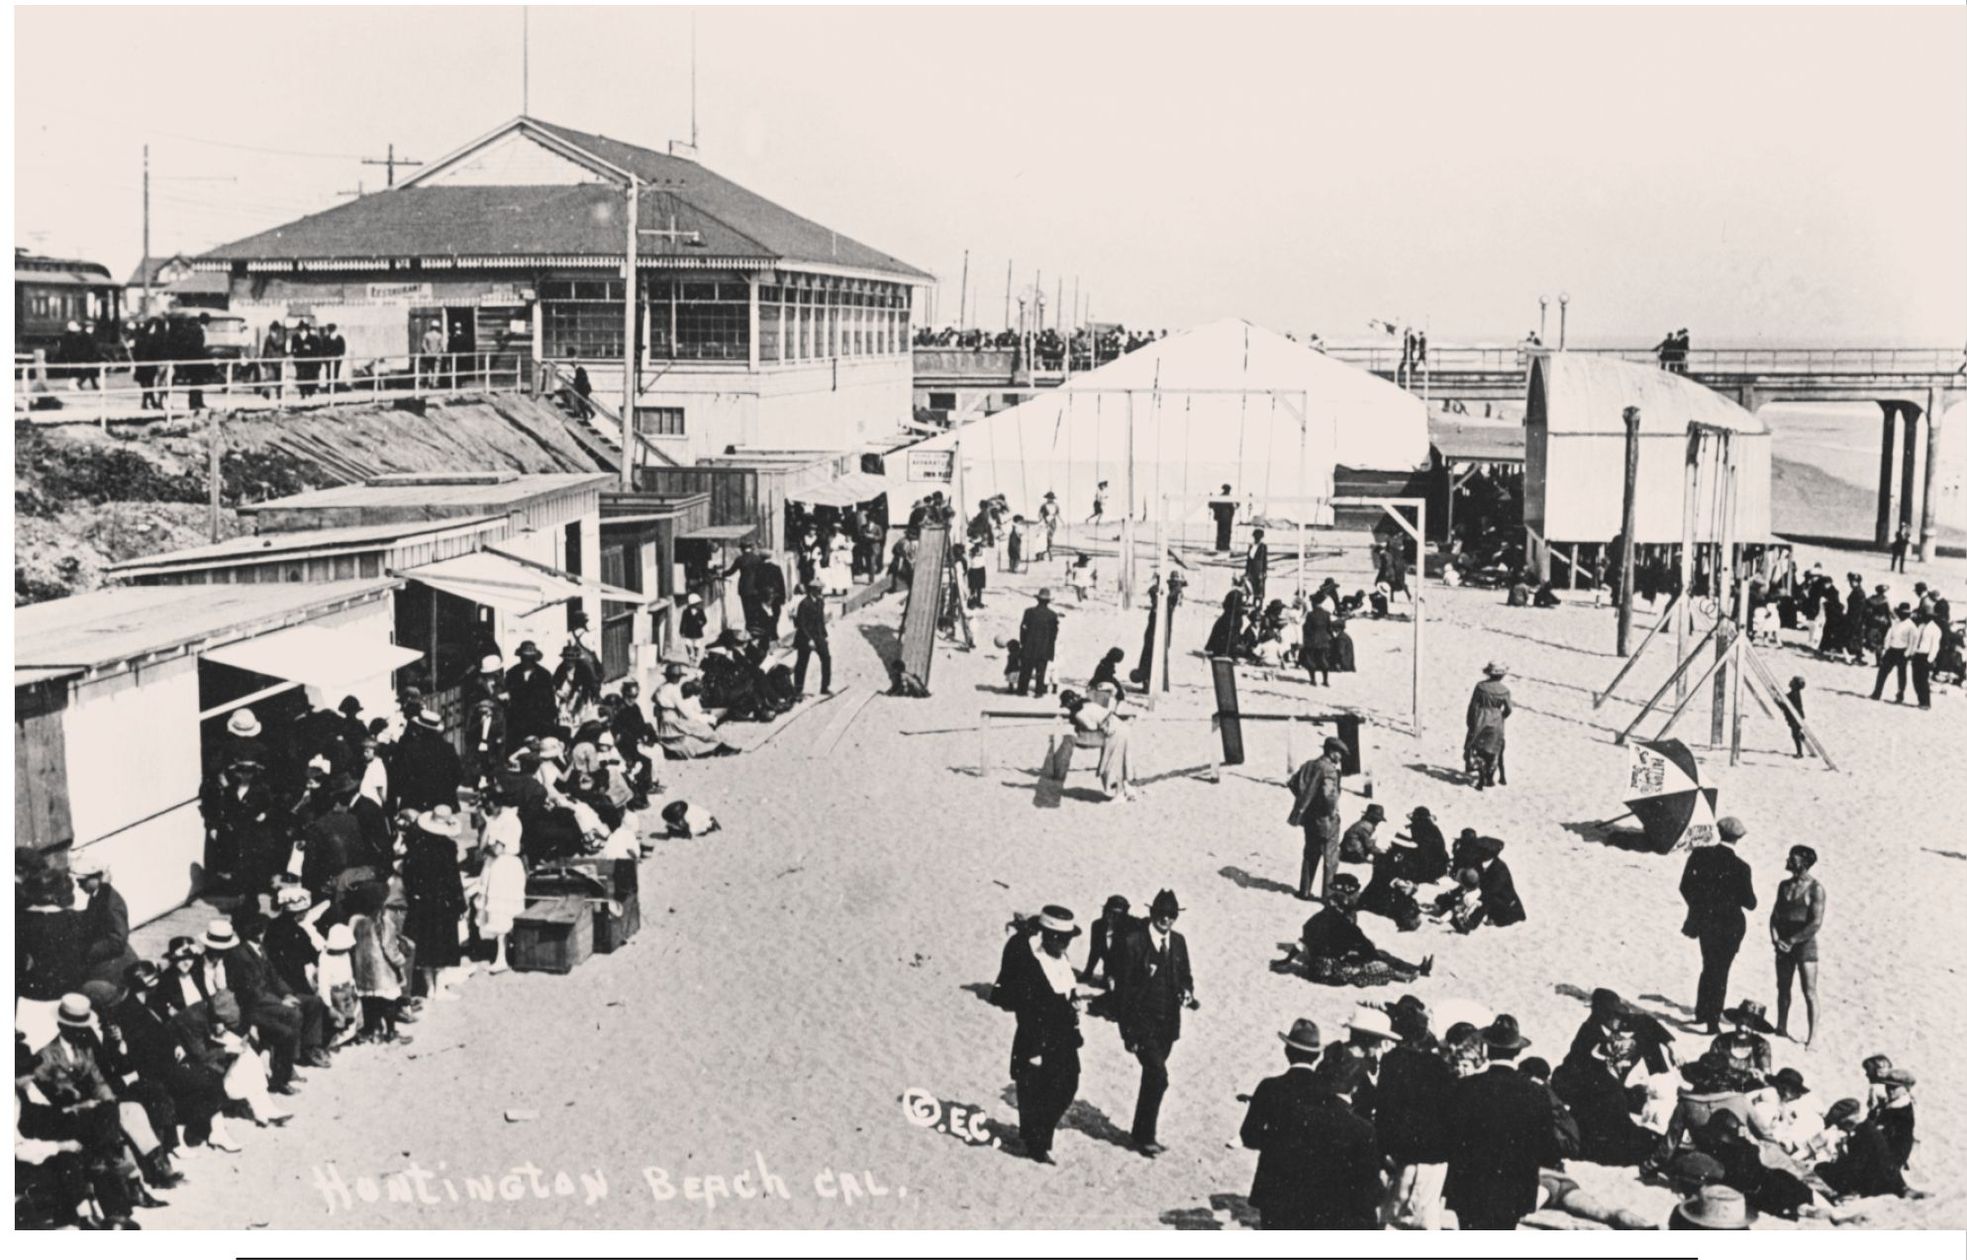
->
[122, 526, 1965, 1231]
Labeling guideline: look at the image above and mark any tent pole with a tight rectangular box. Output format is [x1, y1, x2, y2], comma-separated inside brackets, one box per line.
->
[1728, 453, 1748, 766]
[1297, 389, 1309, 599]
[1414, 498, 1425, 739]
[1616, 620, 1720, 745]
[1678, 430, 1699, 703]
[1711, 434, 1735, 747]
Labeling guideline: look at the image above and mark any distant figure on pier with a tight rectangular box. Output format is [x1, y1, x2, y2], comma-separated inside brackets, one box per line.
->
[1210, 485, 1238, 553]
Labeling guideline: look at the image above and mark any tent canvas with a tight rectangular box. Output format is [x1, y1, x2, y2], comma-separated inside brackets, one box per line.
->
[891, 319, 1428, 524]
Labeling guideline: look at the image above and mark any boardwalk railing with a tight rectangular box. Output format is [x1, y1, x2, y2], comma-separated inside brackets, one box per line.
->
[1318, 345, 1963, 376]
[14, 350, 529, 425]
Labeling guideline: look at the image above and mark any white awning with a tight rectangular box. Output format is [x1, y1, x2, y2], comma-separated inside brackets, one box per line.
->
[202, 625, 422, 690]
[403, 549, 654, 616]
[787, 471, 894, 508]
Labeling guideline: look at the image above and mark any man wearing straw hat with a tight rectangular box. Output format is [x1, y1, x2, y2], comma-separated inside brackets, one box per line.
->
[990, 904, 1087, 1164]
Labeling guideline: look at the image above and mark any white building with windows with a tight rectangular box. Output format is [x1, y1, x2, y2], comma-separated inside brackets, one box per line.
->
[194, 116, 929, 464]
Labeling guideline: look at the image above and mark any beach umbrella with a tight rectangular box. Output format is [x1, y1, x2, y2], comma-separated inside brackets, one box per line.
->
[1624, 738, 1719, 853]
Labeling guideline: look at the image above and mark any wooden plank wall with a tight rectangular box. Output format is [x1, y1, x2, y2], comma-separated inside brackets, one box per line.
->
[14, 680, 74, 851]
[897, 524, 950, 689]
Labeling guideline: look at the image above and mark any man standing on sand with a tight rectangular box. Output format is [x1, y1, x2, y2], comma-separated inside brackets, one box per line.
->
[1116, 889, 1196, 1158]
[1016, 589, 1061, 697]
[1872, 603, 1915, 703]
[1909, 607, 1941, 709]
[1679, 816, 1758, 1036]
[1889, 526, 1910, 574]
[791, 583, 832, 699]
[1287, 736, 1348, 900]
[1240, 1017, 1325, 1229]
[1210, 485, 1238, 553]
[1245, 527, 1269, 611]
[1444, 1016, 1560, 1230]
[991, 905, 1086, 1165]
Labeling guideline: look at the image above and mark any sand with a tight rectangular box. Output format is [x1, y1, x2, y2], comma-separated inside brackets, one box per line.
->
[122, 528, 1964, 1231]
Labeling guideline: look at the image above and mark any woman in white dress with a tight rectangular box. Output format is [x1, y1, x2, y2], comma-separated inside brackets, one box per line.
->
[1052, 689, 1137, 801]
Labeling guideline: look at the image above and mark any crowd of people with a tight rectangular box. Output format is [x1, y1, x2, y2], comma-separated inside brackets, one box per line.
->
[14, 613, 770, 1229]
[911, 324, 1166, 371]
[988, 821, 1920, 1229]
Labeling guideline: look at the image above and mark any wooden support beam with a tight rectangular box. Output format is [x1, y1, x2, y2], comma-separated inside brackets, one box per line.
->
[1595, 592, 1680, 709]
[1615, 621, 1719, 745]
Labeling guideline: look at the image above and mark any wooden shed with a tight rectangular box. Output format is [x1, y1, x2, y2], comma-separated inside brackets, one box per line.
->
[1524, 354, 1771, 564]
[14, 581, 412, 925]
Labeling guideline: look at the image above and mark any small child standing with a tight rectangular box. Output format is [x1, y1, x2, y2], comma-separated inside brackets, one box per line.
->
[1782, 675, 1808, 758]
[1007, 516, 1025, 573]
[679, 593, 707, 664]
[1069, 552, 1094, 603]
[1003, 637, 1024, 692]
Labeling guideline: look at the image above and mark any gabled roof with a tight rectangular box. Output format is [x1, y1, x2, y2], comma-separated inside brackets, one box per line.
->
[201, 116, 928, 280]
[105, 516, 505, 579]
[14, 579, 399, 677]
[1527, 354, 1766, 438]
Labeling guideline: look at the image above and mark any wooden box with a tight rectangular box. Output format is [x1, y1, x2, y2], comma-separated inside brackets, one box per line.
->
[510, 896, 594, 974]
[567, 857, 639, 900]
[590, 890, 641, 954]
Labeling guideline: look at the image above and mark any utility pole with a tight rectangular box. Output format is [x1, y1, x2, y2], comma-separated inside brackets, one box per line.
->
[1003, 259, 1012, 332]
[522, 6, 530, 114]
[336, 180, 366, 200]
[1616, 405, 1642, 656]
[361, 143, 424, 188]
[957, 249, 968, 332]
[142, 146, 151, 314]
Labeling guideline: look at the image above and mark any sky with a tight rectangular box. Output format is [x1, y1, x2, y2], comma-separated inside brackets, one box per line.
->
[11, 4, 1967, 346]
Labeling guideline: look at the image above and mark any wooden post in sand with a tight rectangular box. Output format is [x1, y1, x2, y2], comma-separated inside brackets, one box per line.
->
[1710, 435, 1736, 748]
[1616, 405, 1641, 656]
[1677, 430, 1700, 703]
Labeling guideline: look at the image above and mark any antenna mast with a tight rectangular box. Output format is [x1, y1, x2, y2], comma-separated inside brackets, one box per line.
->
[690, 11, 699, 151]
[522, 6, 530, 114]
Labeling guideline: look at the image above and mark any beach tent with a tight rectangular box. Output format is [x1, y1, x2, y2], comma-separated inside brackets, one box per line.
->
[892, 319, 1429, 524]
[1525, 353, 1771, 552]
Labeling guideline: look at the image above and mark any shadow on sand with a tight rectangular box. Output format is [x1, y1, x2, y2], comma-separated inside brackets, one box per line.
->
[1219, 865, 1299, 898]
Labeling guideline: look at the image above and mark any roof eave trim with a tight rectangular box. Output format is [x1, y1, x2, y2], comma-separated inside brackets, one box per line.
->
[400, 116, 633, 190]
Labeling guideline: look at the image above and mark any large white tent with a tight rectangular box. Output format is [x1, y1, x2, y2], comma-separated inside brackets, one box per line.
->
[893, 318, 1429, 523]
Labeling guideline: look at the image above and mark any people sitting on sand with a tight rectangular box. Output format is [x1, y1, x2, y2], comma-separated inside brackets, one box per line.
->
[661, 800, 721, 839]
[1288, 874, 1431, 987]
[1394, 807, 1450, 885]
[1357, 832, 1425, 932]
[652, 664, 740, 759]
[1339, 804, 1385, 863]
[1563, 988, 1678, 1078]
[1711, 1001, 1776, 1075]
[1689, 1111, 1817, 1220]
[1816, 1096, 1916, 1200]
[1507, 577, 1533, 607]
[1533, 581, 1562, 609]
[1550, 1021, 1666, 1166]
[1456, 834, 1525, 928]
[1861, 1055, 1917, 1173]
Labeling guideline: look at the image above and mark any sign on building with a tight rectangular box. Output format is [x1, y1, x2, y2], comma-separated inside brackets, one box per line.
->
[367, 282, 434, 301]
[907, 450, 955, 484]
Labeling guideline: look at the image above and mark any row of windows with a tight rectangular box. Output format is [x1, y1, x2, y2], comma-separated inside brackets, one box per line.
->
[543, 295, 911, 363]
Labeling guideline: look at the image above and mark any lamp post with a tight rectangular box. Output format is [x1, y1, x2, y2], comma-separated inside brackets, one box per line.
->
[1558, 292, 1571, 350]
[1538, 294, 1549, 344]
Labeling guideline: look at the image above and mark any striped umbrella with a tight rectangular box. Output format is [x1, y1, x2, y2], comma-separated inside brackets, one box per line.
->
[1624, 738, 1719, 853]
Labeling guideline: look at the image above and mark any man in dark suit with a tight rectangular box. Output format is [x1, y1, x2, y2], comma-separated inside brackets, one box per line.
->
[991, 905, 1086, 1165]
[1444, 1015, 1561, 1230]
[1116, 889, 1196, 1156]
[72, 855, 136, 983]
[792, 583, 832, 698]
[1244, 528, 1269, 611]
[1016, 589, 1061, 697]
[1300, 1052, 1383, 1229]
[1375, 997, 1456, 1228]
[112, 961, 236, 1151]
[1678, 816, 1757, 1035]
[1302, 599, 1334, 686]
[205, 916, 322, 1091]
[503, 641, 558, 746]
[393, 708, 463, 814]
[1210, 484, 1237, 553]
[1466, 835, 1527, 927]
[299, 775, 362, 901]
[1287, 737, 1347, 901]
[1240, 1017, 1325, 1228]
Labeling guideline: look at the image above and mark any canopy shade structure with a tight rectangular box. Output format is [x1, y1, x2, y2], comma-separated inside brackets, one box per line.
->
[402, 549, 652, 616]
[786, 470, 894, 508]
[1525, 354, 1772, 546]
[202, 625, 422, 690]
[891, 319, 1429, 523]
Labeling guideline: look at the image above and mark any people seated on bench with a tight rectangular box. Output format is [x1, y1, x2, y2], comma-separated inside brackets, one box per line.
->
[1044, 689, 1137, 802]
[652, 665, 739, 759]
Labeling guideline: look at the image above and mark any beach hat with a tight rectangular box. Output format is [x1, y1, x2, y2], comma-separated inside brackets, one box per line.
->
[338, 695, 365, 715]
[1363, 804, 1386, 822]
[1034, 905, 1081, 937]
[125, 959, 161, 991]
[276, 886, 312, 913]
[306, 754, 333, 778]
[1036, 588, 1052, 603]
[81, 979, 124, 1011]
[538, 736, 566, 760]
[226, 708, 262, 738]
[1408, 806, 1433, 821]
[166, 936, 201, 961]
[1322, 735, 1348, 754]
[1483, 661, 1509, 677]
[414, 708, 443, 730]
[663, 663, 686, 681]
[686, 593, 703, 606]
[1344, 1005, 1402, 1042]
[1482, 1014, 1532, 1054]
[1716, 816, 1746, 841]
[202, 919, 240, 951]
[417, 807, 462, 838]
[1102, 894, 1131, 916]
[1278, 1017, 1322, 1054]
[1468, 835, 1506, 861]
[327, 770, 359, 798]
[1671, 1185, 1756, 1230]
[479, 654, 503, 673]
[324, 923, 356, 953]
[1772, 1067, 1809, 1099]
[1823, 1098, 1864, 1128]
[516, 640, 544, 660]
[55, 994, 95, 1029]
[1723, 1000, 1773, 1033]
[1874, 1066, 1917, 1089]
[70, 851, 107, 880]
[1329, 873, 1362, 895]
[1149, 889, 1183, 919]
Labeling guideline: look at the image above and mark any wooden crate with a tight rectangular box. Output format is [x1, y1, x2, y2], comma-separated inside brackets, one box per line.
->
[590, 889, 640, 954]
[566, 857, 638, 900]
[510, 896, 594, 974]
